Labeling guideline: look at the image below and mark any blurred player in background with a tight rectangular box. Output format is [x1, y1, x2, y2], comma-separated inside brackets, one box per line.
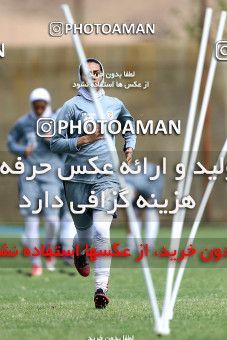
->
[50, 58, 136, 308]
[124, 161, 164, 251]
[7, 88, 62, 276]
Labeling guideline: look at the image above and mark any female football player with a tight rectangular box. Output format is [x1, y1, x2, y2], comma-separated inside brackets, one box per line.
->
[51, 58, 136, 308]
[7, 88, 62, 276]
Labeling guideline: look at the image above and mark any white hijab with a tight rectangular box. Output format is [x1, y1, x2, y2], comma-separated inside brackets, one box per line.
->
[29, 88, 52, 117]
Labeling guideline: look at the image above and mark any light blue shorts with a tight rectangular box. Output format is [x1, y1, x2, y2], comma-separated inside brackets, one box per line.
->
[64, 181, 120, 230]
[18, 176, 61, 217]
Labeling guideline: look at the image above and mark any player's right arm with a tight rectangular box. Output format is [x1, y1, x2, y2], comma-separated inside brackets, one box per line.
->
[77, 124, 103, 147]
[50, 102, 103, 154]
[7, 120, 32, 157]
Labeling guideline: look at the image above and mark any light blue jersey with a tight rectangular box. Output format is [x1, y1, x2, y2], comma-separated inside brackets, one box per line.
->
[7, 111, 62, 180]
[50, 92, 136, 184]
[7, 111, 62, 216]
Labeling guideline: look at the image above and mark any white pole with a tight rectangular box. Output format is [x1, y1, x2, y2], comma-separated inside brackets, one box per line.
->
[162, 11, 227, 331]
[170, 138, 227, 313]
[61, 3, 162, 332]
[167, 9, 227, 318]
[178, 7, 213, 200]
[159, 8, 214, 335]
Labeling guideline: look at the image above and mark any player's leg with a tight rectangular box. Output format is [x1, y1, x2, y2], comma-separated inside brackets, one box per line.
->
[59, 187, 77, 264]
[24, 215, 42, 276]
[72, 223, 94, 276]
[91, 183, 120, 308]
[42, 182, 61, 271]
[60, 210, 77, 264]
[43, 215, 60, 271]
[64, 181, 93, 276]
[93, 209, 112, 308]
[127, 210, 142, 253]
[127, 200, 143, 253]
[144, 175, 163, 249]
[124, 186, 142, 252]
[60, 210, 77, 245]
[144, 208, 160, 250]
[20, 177, 42, 276]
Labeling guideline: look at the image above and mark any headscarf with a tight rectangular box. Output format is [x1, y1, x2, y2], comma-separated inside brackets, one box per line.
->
[29, 87, 52, 117]
[78, 58, 105, 101]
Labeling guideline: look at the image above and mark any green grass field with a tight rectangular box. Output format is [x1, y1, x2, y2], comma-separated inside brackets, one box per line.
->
[1, 225, 227, 340]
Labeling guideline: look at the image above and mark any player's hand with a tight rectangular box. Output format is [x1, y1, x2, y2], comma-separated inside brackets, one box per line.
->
[25, 145, 33, 157]
[125, 147, 133, 165]
[43, 132, 52, 142]
[87, 124, 104, 143]
[77, 124, 104, 146]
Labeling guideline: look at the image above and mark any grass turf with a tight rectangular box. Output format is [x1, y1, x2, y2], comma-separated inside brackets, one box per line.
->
[1, 225, 227, 340]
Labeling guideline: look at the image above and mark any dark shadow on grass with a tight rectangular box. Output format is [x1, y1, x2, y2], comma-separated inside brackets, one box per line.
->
[16, 269, 32, 277]
[58, 268, 76, 276]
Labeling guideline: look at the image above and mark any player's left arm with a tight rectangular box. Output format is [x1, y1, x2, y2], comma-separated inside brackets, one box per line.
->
[117, 100, 136, 165]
